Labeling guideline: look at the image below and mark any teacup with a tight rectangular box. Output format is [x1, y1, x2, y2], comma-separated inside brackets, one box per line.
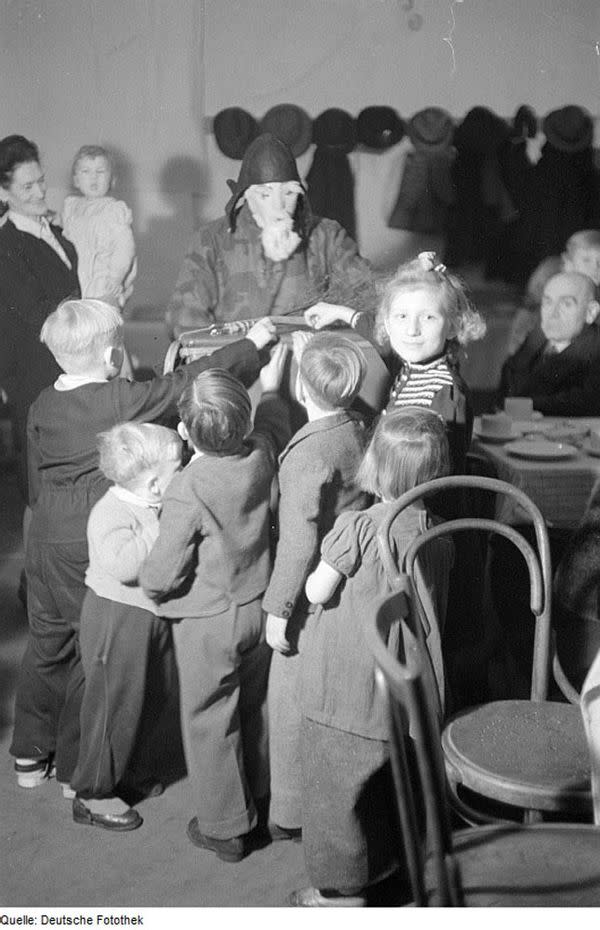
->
[504, 397, 534, 419]
[479, 413, 512, 437]
[589, 430, 600, 452]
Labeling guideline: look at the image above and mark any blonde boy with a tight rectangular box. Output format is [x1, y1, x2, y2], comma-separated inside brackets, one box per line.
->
[11, 298, 273, 795]
[71, 423, 181, 831]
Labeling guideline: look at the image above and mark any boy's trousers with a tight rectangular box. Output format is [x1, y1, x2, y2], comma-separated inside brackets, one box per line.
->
[173, 597, 270, 840]
[10, 535, 87, 782]
[267, 610, 307, 829]
[71, 591, 177, 800]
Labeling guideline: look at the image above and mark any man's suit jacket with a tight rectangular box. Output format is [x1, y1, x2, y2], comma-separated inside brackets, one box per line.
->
[0, 217, 80, 494]
[500, 324, 600, 416]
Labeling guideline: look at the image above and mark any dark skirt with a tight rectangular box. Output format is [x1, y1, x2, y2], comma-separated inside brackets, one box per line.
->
[300, 717, 404, 894]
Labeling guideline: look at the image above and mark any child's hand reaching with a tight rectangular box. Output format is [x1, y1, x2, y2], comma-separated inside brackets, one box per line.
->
[304, 301, 355, 330]
[247, 317, 277, 349]
[260, 342, 289, 394]
[266, 613, 291, 654]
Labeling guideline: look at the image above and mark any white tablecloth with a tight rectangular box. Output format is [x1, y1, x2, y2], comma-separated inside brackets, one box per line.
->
[472, 418, 600, 528]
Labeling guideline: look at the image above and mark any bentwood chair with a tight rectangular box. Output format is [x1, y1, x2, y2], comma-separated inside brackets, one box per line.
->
[377, 475, 593, 825]
[366, 603, 600, 906]
[581, 648, 600, 825]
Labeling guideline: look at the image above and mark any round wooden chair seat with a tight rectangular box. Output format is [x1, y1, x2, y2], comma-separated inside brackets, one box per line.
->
[442, 700, 592, 813]
[425, 823, 600, 906]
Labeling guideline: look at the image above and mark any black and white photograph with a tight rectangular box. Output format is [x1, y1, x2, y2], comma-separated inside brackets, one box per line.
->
[2, 0, 600, 919]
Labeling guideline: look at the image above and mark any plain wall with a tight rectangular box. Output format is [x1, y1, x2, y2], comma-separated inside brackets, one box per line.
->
[1, 0, 599, 317]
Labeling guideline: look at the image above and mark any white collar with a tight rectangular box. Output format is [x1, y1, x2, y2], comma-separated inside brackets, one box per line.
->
[8, 210, 49, 237]
[54, 373, 108, 391]
[110, 485, 161, 511]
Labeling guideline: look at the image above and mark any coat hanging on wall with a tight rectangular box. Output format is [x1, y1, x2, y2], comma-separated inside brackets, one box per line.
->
[387, 107, 455, 235]
[306, 108, 357, 239]
[495, 105, 539, 286]
[444, 106, 513, 278]
[506, 105, 600, 284]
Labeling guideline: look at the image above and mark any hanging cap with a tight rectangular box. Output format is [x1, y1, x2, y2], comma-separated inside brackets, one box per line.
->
[312, 108, 356, 154]
[213, 108, 259, 160]
[356, 106, 405, 151]
[542, 105, 593, 153]
[260, 104, 312, 157]
[408, 107, 454, 152]
[454, 106, 509, 154]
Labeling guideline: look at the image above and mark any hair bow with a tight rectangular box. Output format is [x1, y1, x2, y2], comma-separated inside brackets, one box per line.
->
[417, 251, 447, 274]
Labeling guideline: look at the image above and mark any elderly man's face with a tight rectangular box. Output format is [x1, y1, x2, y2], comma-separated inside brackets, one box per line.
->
[245, 181, 302, 229]
[541, 272, 599, 347]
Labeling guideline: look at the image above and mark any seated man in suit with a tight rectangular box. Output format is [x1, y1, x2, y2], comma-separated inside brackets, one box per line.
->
[500, 270, 600, 416]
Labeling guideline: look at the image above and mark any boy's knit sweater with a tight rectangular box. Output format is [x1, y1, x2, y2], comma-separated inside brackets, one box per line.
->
[85, 485, 162, 615]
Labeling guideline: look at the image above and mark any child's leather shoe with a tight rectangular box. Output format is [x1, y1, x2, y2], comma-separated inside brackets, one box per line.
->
[289, 887, 366, 907]
[269, 821, 302, 843]
[186, 816, 245, 862]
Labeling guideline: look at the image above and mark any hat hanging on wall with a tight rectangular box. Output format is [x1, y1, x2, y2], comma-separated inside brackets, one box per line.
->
[542, 105, 593, 153]
[213, 107, 259, 160]
[260, 104, 313, 157]
[356, 106, 405, 151]
[453, 106, 509, 154]
[312, 108, 356, 154]
[408, 107, 454, 151]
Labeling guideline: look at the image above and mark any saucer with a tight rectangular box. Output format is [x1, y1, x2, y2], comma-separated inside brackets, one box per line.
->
[512, 420, 547, 434]
[504, 440, 578, 461]
[474, 430, 517, 444]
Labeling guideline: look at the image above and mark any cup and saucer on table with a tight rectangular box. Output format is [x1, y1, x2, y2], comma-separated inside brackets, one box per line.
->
[503, 396, 546, 434]
[498, 398, 579, 460]
[473, 412, 520, 444]
[582, 429, 600, 459]
[474, 398, 542, 444]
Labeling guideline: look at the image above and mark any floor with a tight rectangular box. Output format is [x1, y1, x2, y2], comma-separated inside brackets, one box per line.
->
[0, 275, 520, 908]
[0, 462, 311, 908]
[0, 461, 410, 910]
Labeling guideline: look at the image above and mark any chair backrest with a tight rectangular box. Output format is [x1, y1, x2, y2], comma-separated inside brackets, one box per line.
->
[580, 647, 600, 825]
[377, 475, 552, 701]
[365, 594, 464, 906]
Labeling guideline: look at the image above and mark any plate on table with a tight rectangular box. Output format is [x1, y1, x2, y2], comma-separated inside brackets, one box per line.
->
[504, 439, 578, 461]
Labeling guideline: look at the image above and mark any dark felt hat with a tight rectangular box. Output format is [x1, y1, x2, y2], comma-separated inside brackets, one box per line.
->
[213, 108, 258, 160]
[408, 107, 454, 151]
[543, 105, 593, 153]
[356, 106, 405, 150]
[454, 106, 509, 154]
[260, 104, 313, 158]
[312, 108, 356, 154]
[225, 132, 304, 228]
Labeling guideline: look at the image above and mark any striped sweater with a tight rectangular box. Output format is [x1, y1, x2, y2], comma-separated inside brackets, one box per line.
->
[388, 355, 455, 408]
